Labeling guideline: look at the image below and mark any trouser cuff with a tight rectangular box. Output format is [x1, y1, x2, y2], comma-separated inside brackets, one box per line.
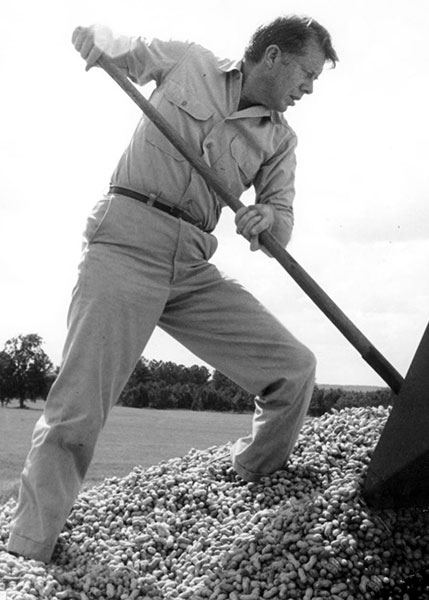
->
[7, 532, 54, 564]
[230, 448, 265, 483]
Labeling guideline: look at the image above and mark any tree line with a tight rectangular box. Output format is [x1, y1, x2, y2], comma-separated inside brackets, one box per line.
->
[0, 333, 393, 414]
[116, 358, 393, 415]
[0, 334, 56, 408]
[117, 359, 256, 412]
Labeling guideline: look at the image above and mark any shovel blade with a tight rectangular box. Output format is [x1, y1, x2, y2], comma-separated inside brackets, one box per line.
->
[363, 322, 429, 508]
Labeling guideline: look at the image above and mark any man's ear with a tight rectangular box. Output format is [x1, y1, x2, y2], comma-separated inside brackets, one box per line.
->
[264, 44, 282, 68]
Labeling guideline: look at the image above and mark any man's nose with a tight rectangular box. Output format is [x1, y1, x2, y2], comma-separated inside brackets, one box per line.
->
[300, 80, 314, 95]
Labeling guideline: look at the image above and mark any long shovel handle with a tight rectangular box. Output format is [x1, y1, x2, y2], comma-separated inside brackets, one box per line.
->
[96, 55, 404, 394]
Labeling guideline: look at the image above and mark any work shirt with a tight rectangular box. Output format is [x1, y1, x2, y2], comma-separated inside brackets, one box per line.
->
[107, 35, 298, 244]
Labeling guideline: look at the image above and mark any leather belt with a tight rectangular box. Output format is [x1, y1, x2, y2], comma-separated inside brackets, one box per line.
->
[109, 185, 203, 230]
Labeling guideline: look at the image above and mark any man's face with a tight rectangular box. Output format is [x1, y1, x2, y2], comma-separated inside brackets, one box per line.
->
[261, 39, 326, 112]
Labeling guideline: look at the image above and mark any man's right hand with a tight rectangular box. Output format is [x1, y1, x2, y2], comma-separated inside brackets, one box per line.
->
[71, 25, 111, 70]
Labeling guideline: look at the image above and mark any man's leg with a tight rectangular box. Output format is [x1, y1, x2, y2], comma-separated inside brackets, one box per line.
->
[7, 198, 173, 562]
[160, 265, 316, 482]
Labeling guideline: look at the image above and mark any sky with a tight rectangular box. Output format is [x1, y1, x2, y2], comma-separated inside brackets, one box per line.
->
[1, 0, 428, 387]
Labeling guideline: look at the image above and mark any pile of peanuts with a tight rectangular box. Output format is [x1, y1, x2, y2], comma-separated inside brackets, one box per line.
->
[1, 405, 429, 600]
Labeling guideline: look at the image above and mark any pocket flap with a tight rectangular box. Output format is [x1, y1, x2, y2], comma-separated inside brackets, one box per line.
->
[164, 80, 213, 121]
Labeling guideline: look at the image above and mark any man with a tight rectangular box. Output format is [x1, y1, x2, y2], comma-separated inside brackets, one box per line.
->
[7, 16, 337, 563]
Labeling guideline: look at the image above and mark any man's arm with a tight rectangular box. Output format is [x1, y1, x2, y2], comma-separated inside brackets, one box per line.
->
[235, 131, 297, 254]
[71, 25, 189, 86]
[72, 25, 131, 73]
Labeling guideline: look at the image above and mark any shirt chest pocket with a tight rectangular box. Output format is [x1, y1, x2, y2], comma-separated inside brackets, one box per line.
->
[145, 80, 213, 161]
[230, 135, 263, 184]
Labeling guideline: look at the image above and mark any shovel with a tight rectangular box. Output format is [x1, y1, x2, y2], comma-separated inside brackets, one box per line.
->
[94, 55, 429, 508]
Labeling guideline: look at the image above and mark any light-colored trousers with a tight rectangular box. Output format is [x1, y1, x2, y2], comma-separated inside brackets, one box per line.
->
[8, 195, 316, 562]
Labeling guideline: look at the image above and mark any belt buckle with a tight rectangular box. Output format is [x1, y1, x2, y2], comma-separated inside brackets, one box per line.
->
[147, 193, 157, 207]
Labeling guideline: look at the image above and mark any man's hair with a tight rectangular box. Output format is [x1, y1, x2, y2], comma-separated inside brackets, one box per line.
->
[244, 15, 338, 66]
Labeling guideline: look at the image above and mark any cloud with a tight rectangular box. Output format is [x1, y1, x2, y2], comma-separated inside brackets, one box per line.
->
[325, 191, 429, 244]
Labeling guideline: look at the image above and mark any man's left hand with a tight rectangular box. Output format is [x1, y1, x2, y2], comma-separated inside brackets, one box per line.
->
[235, 204, 275, 252]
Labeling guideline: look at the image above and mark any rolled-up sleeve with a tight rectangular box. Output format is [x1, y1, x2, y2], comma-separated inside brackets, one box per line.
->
[254, 130, 298, 247]
[98, 31, 190, 86]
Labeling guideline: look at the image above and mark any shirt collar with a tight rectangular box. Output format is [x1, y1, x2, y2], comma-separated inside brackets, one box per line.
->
[217, 58, 283, 125]
[217, 57, 243, 73]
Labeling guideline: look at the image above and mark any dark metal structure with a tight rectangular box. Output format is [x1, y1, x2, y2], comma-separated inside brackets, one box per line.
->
[363, 323, 429, 508]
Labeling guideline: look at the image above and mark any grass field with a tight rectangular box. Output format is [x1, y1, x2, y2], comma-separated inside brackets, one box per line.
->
[0, 401, 253, 504]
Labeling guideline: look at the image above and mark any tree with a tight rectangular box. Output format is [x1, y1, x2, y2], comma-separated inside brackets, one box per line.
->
[149, 360, 188, 385]
[211, 370, 235, 393]
[0, 351, 15, 406]
[211, 370, 255, 412]
[193, 386, 232, 412]
[170, 383, 196, 410]
[118, 358, 212, 409]
[124, 358, 153, 388]
[120, 382, 150, 408]
[147, 381, 177, 409]
[184, 365, 210, 386]
[2, 334, 54, 408]
[116, 359, 254, 412]
[308, 385, 343, 416]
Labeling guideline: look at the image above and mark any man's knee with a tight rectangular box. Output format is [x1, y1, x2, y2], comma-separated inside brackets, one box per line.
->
[300, 344, 317, 375]
[282, 339, 316, 380]
[260, 342, 316, 400]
